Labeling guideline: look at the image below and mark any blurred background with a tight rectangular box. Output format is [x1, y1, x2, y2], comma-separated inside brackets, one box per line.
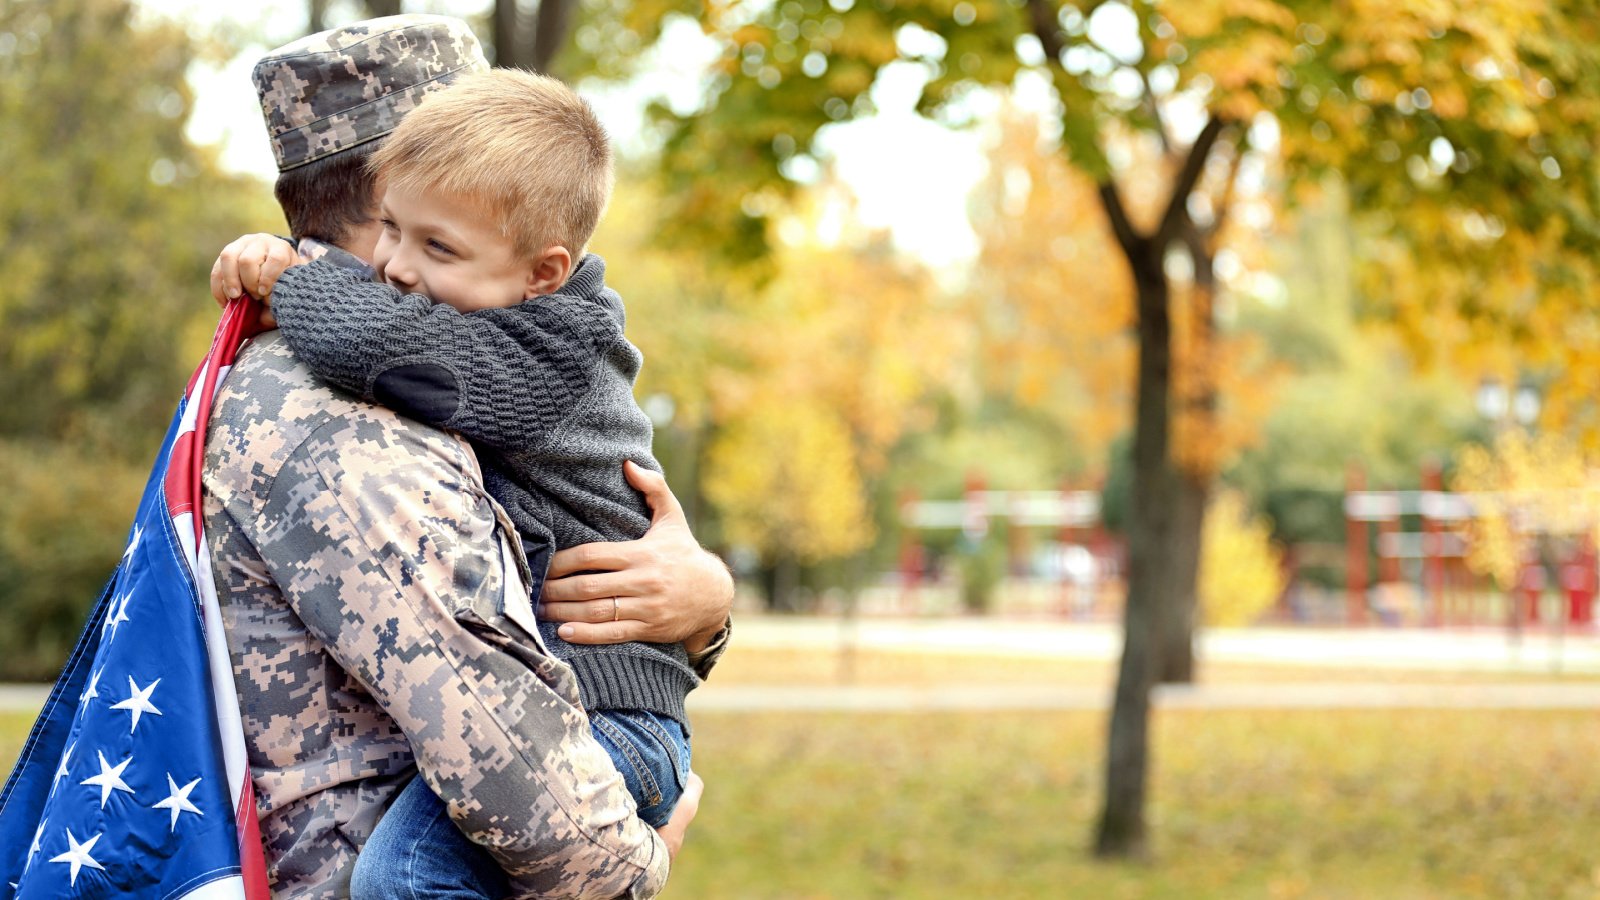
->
[3, 0, 1600, 896]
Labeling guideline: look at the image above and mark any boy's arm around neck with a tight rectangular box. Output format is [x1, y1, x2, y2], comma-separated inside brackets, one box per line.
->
[272, 260, 617, 452]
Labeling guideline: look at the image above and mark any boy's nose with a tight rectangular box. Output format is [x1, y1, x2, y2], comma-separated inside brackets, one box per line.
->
[383, 254, 419, 291]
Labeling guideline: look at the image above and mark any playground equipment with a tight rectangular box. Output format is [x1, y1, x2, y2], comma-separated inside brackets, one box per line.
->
[1345, 460, 1598, 629]
[896, 473, 1113, 616]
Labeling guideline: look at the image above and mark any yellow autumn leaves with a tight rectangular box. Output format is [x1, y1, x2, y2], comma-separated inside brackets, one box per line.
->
[1454, 430, 1600, 589]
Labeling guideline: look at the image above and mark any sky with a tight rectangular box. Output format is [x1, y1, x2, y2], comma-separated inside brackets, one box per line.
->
[133, 0, 990, 268]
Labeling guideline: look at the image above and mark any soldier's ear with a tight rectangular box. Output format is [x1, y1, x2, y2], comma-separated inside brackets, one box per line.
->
[524, 246, 572, 299]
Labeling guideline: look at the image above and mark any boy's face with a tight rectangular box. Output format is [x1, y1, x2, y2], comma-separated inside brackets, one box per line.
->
[372, 182, 544, 312]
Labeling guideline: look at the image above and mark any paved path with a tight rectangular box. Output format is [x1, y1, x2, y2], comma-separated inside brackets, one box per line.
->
[8, 680, 1596, 714]
[0, 684, 47, 713]
[689, 681, 1600, 712]
[9, 617, 1600, 714]
[730, 615, 1600, 674]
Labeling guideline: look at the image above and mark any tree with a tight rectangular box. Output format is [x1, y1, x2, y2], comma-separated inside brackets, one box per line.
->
[969, 107, 1134, 471]
[493, 0, 577, 73]
[0, 0, 281, 679]
[1198, 490, 1284, 627]
[634, 0, 1597, 859]
[595, 171, 958, 609]
[1454, 430, 1600, 591]
[0, 0, 280, 450]
[308, 1, 403, 34]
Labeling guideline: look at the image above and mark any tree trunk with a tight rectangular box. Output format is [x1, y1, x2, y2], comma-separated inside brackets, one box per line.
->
[530, 0, 576, 75]
[1157, 474, 1206, 683]
[363, 0, 402, 18]
[1094, 264, 1175, 859]
[1156, 237, 1218, 685]
[761, 555, 802, 613]
[493, 0, 530, 69]
[308, 0, 329, 33]
[1086, 116, 1227, 860]
[494, 0, 577, 74]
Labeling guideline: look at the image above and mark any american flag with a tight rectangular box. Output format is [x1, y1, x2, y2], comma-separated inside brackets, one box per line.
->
[0, 299, 271, 898]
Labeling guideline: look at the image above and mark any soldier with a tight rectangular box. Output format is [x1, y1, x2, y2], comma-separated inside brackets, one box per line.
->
[203, 15, 733, 897]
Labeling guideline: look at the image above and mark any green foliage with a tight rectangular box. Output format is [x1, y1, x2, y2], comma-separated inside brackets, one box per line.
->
[0, 440, 145, 680]
[0, 0, 282, 454]
[0, 0, 281, 678]
[1199, 490, 1284, 627]
[1227, 191, 1485, 549]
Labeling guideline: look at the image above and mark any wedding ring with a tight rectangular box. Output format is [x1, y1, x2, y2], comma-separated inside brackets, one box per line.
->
[612, 597, 620, 622]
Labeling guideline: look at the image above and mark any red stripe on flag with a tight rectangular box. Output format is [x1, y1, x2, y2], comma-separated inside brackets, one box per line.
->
[168, 298, 266, 533]
[238, 779, 272, 899]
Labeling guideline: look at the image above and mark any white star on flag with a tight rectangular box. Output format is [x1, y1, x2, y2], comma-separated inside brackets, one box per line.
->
[80, 751, 135, 809]
[110, 676, 162, 733]
[51, 742, 75, 795]
[121, 524, 143, 563]
[152, 773, 205, 831]
[24, 820, 45, 874]
[102, 592, 132, 643]
[79, 667, 103, 711]
[49, 828, 106, 888]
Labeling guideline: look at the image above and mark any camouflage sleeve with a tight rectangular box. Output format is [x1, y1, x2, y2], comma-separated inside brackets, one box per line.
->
[248, 411, 670, 898]
[687, 618, 732, 680]
[271, 260, 609, 453]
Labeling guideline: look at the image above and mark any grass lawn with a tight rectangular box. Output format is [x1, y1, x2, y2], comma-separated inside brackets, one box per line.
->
[5, 706, 1594, 898]
[668, 709, 1599, 899]
[711, 646, 1600, 687]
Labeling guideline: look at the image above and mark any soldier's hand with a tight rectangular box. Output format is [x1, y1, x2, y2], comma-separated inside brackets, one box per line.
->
[653, 771, 703, 861]
[211, 233, 299, 311]
[541, 462, 733, 652]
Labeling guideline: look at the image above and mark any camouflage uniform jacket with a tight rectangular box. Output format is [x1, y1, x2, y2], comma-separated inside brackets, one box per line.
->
[202, 242, 679, 899]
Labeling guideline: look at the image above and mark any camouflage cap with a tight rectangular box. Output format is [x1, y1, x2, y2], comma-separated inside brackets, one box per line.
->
[254, 14, 488, 172]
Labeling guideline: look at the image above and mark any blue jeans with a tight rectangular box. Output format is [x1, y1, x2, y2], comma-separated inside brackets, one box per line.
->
[350, 710, 690, 900]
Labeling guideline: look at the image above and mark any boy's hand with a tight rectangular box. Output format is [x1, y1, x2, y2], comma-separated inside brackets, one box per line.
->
[653, 772, 703, 861]
[540, 462, 733, 651]
[210, 233, 299, 317]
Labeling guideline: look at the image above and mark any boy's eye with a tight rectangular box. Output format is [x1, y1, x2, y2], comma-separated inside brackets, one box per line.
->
[380, 218, 398, 231]
[427, 239, 456, 257]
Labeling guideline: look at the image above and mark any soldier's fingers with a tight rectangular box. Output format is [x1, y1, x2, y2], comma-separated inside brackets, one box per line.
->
[655, 771, 702, 860]
[541, 567, 641, 603]
[623, 461, 687, 527]
[553, 620, 648, 645]
[538, 597, 628, 625]
[547, 540, 641, 579]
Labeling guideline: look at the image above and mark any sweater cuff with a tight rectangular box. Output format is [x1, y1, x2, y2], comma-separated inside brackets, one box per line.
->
[564, 652, 699, 729]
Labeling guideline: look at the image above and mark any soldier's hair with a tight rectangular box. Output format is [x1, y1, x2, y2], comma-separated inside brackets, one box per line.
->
[274, 142, 380, 246]
[369, 69, 613, 258]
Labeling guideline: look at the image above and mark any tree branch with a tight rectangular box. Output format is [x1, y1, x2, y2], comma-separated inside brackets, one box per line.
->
[1154, 116, 1228, 251]
[530, 0, 577, 75]
[493, 0, 528, 68]
[1138, 67, 1174, 157]
[1204, 135, 1246, 246]
[1098, 180, 1144, 258]
[1026, 0, 1065, 61]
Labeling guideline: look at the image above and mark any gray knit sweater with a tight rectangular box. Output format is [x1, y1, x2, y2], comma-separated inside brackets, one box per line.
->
[270, 255, 699, 727]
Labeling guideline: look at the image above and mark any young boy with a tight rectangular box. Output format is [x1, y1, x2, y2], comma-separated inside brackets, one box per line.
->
[219, 69, 695, 897]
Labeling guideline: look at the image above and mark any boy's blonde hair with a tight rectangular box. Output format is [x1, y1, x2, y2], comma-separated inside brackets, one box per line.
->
[370, 68, 613, 258]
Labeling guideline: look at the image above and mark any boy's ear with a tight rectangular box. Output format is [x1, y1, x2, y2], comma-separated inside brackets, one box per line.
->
[524, 246, 573, 299]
